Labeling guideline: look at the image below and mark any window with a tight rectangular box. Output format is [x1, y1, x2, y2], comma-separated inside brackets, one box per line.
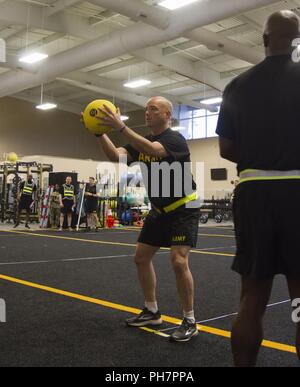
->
[193, 116, 206, 139]
[178, 119, 193, 140]
[173, 105, 220, 140]
[207, 115, 219, 138]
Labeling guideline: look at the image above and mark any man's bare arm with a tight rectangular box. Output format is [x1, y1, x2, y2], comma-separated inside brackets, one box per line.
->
[96, 134, 133, 163]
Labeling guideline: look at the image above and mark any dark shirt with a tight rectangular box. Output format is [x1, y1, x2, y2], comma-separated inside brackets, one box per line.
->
[85, 184, 98, 206]
[124, 128, 197, 208]
[216, 55, 300, 174]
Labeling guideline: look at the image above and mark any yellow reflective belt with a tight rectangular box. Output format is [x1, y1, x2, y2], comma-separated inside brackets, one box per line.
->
[239, 169, 300, 184]
[153, 192, 198, 214]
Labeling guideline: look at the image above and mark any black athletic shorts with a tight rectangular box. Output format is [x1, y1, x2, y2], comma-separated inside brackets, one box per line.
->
[18, 196, 32, 211]
[233, 180, 300, 279]
[138, 207, 200, 248]
[61, 200, 74, 215]
[85, 201, 98, 214]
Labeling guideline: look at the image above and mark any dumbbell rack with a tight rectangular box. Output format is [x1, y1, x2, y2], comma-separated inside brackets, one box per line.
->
[200, 198, 232, 223]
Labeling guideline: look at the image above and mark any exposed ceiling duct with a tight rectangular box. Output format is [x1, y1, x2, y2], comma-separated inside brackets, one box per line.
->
[91, 0, 265, 64]
[0, 0, 277, 98]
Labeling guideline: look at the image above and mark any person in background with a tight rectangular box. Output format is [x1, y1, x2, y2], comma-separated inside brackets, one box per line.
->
[85, 177, 100, 231]
[49, 184, 61, 229]
[59, 176, 76, 231]
[14, 174, 37, 229]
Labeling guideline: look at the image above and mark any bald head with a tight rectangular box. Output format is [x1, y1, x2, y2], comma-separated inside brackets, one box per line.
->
[145, 96, 173, 133]
[147, 96, 173, 115]
[264, 10, 300, 56]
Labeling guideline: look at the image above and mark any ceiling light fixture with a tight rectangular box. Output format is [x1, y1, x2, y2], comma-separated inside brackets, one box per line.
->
[36, 103, 57, 111]
[124, 79, 151, 89]
[19, 52, 48, 64]
[36, 84, 57, 111]
[201, 97, 223, 105]
[159, 0, 198, 11]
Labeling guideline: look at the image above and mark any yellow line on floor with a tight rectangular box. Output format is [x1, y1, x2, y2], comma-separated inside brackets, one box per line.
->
[198, 233, 235, 239]
[122, 227, 235, 239]
[0, 273, 296, 355]
[190, 249, 234, 257]
[0, 229, 137, 248]
[0, 230, 235, 257]
[0, 273, 140, 314]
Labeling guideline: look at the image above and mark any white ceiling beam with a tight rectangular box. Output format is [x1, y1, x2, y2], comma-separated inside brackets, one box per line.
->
[0, 0, 279, 97]
[57, 77, 148, 109]
[218, 23, 253, 37]
[62, 71, 205, 109]
[150, 79, 198, 93]
[0, 1, 103, 40]
[163, 41, 205, 56]
[46, 0, 82, 17]
[14, 93, 83, 114]
[91, 0, 265, 65]
[182, 89, 220, 101]
[56, 90, 90, 102]
[134, 46, 227, 91]
[86, 57, 142, 75]
[88, 0, 170, 29]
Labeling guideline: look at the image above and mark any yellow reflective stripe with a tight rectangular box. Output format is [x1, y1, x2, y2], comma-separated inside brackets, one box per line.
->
[163, 192, 198, 213]
[240, 176, 300, 184]
[240, 169, 261, 175]
[239, 169, 300, 184]
[64, 186, 74, 197]
[23, 186, 33, 193]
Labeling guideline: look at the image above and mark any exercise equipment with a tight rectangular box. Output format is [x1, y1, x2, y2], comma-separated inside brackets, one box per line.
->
[0, 161, 53, 224]
[200, 197, 233, 224]
[144, 196, 150, 206]
[82, 99, 117, 136]
[7, 152, 18, 163]
[214, 213, 223, 223]
[200, 214, 209, 224]
[121, 210, 133, 225]
[40, 185, 54, 228]
[76, 183, 86, 231]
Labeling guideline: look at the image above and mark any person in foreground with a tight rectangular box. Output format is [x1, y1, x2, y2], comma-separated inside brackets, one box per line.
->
[217, 10, 300, 366]
[86, 96, 200, 342]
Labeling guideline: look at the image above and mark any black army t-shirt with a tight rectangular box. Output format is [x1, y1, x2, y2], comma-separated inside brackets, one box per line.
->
[124, 128, 197, 208]
[85, 184, 98, 207]
[216, 55, 300, 174]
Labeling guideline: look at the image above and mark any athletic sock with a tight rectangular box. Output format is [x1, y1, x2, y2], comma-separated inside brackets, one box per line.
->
[145, 301, 158, 314]
[183, 310, 196, 324]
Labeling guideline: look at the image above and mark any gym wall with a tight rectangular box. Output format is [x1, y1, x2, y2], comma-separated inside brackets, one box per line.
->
[20, 154, 105, 182]
[0, 97, 109, 160]
[188, 138, 238, 199]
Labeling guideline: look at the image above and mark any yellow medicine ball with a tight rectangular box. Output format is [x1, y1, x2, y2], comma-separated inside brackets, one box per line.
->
[83, 99, 117, 135]
[7, 152, 18, 163]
